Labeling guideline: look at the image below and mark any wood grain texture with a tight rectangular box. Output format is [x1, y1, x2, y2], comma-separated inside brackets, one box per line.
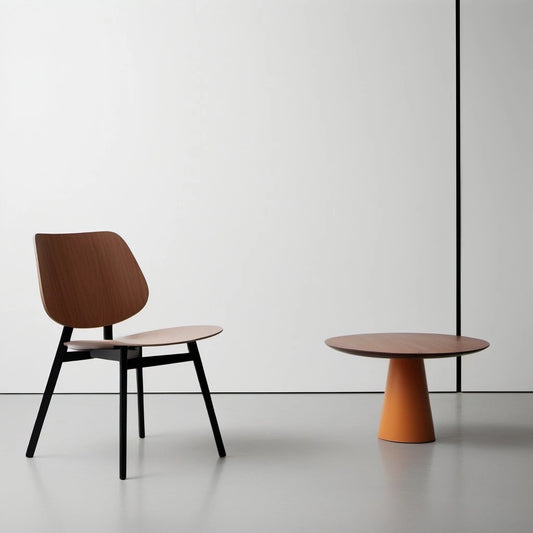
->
[66, 325, 223, 350]
[325, 333, 489, 359]
[35, 232, 149, 328]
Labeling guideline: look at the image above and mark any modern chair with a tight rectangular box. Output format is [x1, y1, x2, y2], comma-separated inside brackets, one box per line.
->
[26, 231, 225, 479]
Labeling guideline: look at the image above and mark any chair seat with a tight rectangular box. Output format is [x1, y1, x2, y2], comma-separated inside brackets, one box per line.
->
[66, 325, 223, 350]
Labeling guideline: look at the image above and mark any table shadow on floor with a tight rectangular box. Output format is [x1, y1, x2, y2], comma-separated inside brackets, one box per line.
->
[436, 422, 533, 448]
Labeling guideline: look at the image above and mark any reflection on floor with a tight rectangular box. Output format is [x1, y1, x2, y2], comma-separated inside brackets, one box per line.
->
[1, 393, 532, 532]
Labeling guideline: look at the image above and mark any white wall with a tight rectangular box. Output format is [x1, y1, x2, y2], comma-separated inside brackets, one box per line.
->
[462, 0, 533, 390]
[0, 0, 456, 393]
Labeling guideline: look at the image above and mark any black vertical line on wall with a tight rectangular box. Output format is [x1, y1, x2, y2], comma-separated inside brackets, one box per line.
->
[455, 0, 462, 392]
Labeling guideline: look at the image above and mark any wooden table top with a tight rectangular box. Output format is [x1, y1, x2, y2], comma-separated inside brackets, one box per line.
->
[325, 333, 489, 359]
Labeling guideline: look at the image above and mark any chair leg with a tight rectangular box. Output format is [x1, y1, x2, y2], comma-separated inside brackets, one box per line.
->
[136, 350, 145, 439]
[189, 342, 226, 458]
[26, 327, 72, 458]
[119, 347, 128, 480]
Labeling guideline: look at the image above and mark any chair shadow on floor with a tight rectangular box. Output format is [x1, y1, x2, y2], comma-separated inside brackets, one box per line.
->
[177, 430, 339, 459]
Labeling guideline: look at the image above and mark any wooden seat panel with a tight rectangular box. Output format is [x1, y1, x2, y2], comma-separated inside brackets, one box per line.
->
[66, 325, 223, 350]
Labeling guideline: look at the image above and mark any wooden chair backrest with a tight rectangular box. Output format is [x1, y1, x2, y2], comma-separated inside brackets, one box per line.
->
[35, 231, 149, 328]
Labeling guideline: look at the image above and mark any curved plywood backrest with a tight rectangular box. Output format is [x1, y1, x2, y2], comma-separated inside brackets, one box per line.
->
[35, 232, 149, 328]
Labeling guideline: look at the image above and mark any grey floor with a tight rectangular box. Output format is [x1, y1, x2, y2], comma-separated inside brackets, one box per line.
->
[1, 393, 533, 533]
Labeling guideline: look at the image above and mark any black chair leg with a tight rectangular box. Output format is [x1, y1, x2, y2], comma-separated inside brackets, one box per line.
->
[189, 342, 226, 458]
[136, 350, 145, 439]
[119, 347, 128, 480]
[26, 327, 72, 458]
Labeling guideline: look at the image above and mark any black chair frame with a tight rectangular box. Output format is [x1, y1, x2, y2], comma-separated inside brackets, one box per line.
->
[26, 325, 226, 480]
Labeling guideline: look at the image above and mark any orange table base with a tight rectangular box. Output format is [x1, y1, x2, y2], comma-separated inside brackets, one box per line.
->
[378, 358, 435, 443]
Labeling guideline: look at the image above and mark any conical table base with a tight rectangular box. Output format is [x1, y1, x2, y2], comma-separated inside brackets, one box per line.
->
[378, 358, 435, 443]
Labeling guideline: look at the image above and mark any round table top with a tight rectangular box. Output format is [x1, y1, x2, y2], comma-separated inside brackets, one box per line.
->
[325, 333, 489, 359]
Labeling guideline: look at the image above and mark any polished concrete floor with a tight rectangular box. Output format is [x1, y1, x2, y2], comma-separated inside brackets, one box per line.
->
[1, 393, 533, 532]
